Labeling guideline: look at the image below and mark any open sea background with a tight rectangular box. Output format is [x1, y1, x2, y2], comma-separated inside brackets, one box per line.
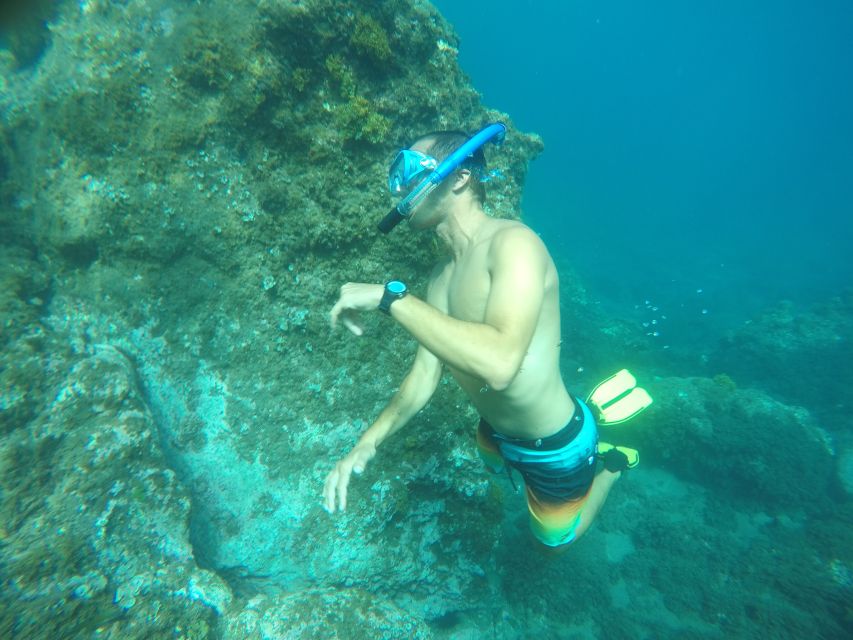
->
[433, 0, 853, 347]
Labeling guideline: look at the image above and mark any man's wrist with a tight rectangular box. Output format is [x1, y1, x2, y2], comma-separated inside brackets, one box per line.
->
[378, 280, 408, 315]
[357, 433, 379, 452]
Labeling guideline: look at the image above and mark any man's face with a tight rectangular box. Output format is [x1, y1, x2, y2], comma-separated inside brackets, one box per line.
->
[407, 188, 448, 231]
[409, 175, 473, 232]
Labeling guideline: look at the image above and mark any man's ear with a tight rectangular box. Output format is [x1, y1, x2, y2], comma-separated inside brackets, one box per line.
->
[451, 168, 472, 193]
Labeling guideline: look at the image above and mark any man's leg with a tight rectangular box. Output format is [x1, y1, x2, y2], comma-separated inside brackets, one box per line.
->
[525, 470, 620, 550]
[526, 470, 621, 551]
[557, 445, 635, 543]
[570, 469, 620, 541]
[527, 445, 636, 548]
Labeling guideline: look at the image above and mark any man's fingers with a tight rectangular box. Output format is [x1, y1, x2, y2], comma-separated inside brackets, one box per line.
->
[329, 301, 343, 329]
[336, 469, 351, 512]
[341, 313, 363, 336]
[330, 302, 363, 336]
[323, 470, 339, 513]
[324, 446, 373, 514]
[323, 462, 354, 513]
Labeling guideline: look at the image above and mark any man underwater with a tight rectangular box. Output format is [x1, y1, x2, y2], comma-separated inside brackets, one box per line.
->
[325, 124, 636, 548]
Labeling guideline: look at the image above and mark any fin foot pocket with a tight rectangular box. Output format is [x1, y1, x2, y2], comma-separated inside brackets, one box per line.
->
[598, 441, 639, 472]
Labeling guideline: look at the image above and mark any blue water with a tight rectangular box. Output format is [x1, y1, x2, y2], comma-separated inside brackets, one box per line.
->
[434, 0, 853, 338]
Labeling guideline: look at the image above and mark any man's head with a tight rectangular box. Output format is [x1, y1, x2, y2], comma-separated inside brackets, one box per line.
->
[409, 130, 488, 206]
[378, 123, 505, 234]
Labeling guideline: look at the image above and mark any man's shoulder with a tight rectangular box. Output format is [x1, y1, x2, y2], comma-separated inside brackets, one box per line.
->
[489, 221, 547, 259]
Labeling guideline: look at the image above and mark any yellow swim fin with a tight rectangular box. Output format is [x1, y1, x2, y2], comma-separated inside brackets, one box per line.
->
[598, 441, 640, 469]
[587, 369, 653, 425]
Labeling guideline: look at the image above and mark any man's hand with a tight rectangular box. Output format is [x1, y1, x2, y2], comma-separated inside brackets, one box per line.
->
[330, 283, 384, 336]
[323, 441, 377, 513]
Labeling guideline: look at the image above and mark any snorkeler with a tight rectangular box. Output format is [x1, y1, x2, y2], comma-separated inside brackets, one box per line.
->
[325, 124, 639, 548]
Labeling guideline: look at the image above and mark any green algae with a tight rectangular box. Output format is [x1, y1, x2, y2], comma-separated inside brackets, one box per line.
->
[336, 94, 392, 144]
[326, 53, 356, 97]
[712, 372, 737, 391]
[350, 13, 392, 64]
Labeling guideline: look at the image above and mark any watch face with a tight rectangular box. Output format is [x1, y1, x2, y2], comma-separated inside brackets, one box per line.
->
[387, 280, 407, 294]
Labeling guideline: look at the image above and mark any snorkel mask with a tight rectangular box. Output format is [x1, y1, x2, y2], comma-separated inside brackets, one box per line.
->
[378, 122, 507, 234]
[388, 150, 438, 195]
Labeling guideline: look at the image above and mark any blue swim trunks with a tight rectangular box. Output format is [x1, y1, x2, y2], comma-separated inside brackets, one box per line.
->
[476, 395, 600, 545]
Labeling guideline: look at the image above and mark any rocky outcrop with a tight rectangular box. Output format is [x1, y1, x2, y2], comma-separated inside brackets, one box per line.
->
[633, 375, 835, 510]
[1, 1, 535, 636]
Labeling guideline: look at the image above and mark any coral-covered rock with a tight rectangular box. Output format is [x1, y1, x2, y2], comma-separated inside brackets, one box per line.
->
[642, 376, 834, 510]
[711, 296, 853, 425]
[2, 0, 541, 266]
[221, 588, 433, 640]
[1, 1, 533, 634]
[1, 324, 228, 638]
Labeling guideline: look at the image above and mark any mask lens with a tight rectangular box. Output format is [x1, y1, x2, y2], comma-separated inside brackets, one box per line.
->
[388, 150, 437, 195]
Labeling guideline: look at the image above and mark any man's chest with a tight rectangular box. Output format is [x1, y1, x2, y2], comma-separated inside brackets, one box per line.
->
[445, 252, 491, 322]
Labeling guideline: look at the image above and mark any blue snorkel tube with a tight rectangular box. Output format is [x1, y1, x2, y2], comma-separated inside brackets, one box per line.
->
[377, 122, 507, 234]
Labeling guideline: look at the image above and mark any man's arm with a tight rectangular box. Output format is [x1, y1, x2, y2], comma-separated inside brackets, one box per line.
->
[353, 344, 442, 451]
[323, 344, 441, 513]
[389, 228, 546, 390]
[330, 229, 546, 390]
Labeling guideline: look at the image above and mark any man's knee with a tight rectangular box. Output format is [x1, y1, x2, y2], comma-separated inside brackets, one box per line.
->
[530, 519, 582, 550]
[532, 537, 572, 555]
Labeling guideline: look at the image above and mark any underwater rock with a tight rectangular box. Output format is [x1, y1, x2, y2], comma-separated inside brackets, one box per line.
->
[711, 296, 853, 426]
[0, 321, 229, 638]
[2, 0, 535, 632]
[1, 0, 541, 269]
[641, 376, 834, 511]
[0, 246, 51, 433]
[220, 588, 433, 640]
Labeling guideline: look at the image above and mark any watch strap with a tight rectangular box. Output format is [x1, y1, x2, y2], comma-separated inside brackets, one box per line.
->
[379, 281, 407, 315]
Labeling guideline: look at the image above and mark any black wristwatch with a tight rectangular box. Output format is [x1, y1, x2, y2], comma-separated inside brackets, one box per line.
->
[378, 280, 408, 315]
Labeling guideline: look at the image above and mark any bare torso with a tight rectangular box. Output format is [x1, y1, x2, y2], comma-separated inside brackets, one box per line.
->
[429, 219, 574, 439]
